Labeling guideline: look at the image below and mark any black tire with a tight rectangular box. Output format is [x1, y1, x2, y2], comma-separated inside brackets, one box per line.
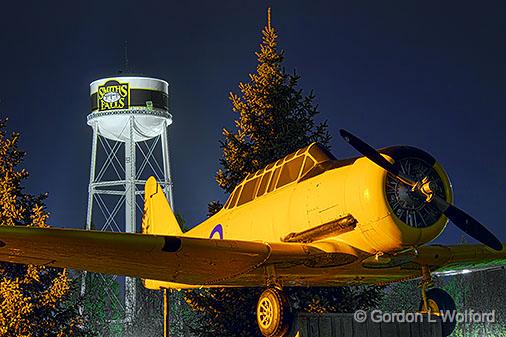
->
[256, 288, 292, 337]
[419, 288, 456, 337]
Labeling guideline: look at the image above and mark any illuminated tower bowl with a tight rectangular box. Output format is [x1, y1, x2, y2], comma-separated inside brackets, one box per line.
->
[84, 76, 174, 323]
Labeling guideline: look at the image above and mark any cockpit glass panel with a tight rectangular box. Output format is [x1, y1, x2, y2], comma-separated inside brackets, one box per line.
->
[256, 171, 272, 197]
[267, 167, 281, 192]
[228, 185, 242, 208]
[237, 177, 260, 206]
[296, 147, 307, 156]
[255, 168, 264, 176]
[285, 152, 295, 161]
[228, 143, 337, 203]
[301, 157, 315, 177]
[276, 156, 304, 188]
[224, 194, 232, 209]
[308, 144, 336, 162]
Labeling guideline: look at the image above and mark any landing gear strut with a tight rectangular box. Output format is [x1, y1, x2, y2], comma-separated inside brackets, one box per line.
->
[418, 266, 456, 337]
[257, 266, 293, 337]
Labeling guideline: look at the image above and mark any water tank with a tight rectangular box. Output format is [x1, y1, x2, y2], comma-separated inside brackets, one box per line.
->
[88, 76, 172, 142]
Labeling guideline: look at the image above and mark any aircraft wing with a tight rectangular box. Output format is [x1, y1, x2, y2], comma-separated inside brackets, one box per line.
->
[415, 243, 506, 276]
[0, 226, 358, 286]
[3, 226, 501, 287]
[361, 243, 506, 278]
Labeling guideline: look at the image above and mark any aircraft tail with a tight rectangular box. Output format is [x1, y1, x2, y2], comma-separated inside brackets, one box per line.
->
[141, 176, 182, 236]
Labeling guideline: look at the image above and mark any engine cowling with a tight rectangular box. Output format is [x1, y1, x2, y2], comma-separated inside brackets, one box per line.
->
[330, 146, 453, 253]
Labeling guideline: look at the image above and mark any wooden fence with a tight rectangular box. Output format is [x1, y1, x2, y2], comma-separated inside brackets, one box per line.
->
[291, 313, 442, 337]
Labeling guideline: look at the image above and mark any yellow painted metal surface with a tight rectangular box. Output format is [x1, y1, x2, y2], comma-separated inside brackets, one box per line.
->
[173, 151, 453, 254]
[142, 176, 181, 236]
[0, 143, 504, 291]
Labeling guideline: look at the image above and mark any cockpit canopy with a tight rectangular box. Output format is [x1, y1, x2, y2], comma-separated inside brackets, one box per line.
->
[223, 143, 335, 209]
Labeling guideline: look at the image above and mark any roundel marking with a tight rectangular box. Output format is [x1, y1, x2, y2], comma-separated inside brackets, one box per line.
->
[210, 224, 224, 239]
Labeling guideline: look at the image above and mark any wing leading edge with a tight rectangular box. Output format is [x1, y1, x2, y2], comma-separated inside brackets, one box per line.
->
[416, 243, 506, 276]
[360, 243, 506, 280]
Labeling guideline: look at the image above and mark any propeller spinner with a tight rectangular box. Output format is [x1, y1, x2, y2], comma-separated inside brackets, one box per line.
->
[339, 129, 503, 251]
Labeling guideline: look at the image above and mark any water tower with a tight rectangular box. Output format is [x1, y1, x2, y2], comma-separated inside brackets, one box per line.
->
[84, 76, 174, 323]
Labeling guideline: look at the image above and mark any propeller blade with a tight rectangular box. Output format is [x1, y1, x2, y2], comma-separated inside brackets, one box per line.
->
[340, 129, 399, 174]
[430, 195, 502, 251]
[339, 129, 415, 185]
[443, 204, 503, 251]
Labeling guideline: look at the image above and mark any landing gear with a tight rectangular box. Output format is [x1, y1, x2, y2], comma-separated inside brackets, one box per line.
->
[418, 266, 457, 337]
[256, 288, 292, 337]
[419, 288, 456, 337]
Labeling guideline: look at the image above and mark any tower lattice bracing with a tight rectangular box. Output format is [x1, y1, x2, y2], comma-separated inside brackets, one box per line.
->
[83, 76, 173, 326]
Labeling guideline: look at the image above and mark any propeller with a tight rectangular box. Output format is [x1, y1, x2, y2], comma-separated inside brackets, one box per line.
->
[339, 129, 503, 251]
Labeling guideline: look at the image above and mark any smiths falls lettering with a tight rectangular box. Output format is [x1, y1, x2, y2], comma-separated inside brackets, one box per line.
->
[98, 80, 129, 111]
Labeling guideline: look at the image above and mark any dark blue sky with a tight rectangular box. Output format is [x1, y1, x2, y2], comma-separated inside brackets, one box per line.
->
[1, 1, 505, 245]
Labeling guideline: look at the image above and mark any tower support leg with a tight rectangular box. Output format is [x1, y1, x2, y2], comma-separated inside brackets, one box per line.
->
[161, 121, 174, 207]
[124, 116, 137, 322]
[81, 123, 99, 308]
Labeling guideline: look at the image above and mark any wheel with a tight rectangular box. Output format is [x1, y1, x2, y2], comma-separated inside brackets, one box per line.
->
[419, 288, 456, 337]
[256, 288, 292, 337]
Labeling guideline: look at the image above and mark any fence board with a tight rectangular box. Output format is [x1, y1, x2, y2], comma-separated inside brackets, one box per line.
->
[319, 316, 332, 337]
[295, 314, 442, 337]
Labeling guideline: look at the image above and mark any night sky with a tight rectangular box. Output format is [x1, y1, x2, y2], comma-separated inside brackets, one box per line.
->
[1, 1, 505, 245]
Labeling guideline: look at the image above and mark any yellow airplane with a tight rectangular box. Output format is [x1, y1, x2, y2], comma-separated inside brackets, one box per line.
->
[0, 129, 504, 337]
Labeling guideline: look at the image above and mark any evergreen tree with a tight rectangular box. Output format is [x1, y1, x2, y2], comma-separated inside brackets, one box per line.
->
[216, 7, 330, 194]
[0, 119, 92, 336]
[206, 201, 223, 217]
[188, 9, 381, 336]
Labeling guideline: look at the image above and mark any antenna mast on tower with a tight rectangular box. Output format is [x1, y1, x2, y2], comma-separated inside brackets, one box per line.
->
[124, 40, 129, 73]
